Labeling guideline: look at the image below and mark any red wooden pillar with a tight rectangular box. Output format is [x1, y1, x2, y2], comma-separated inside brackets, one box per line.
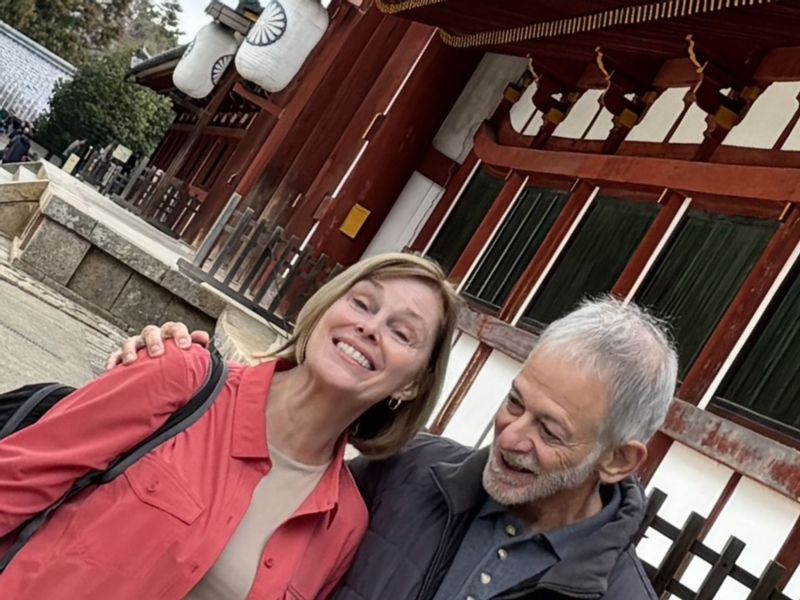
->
[430, 344, 493, 435]
[447, 171, 526, 286]
[311, 38, 481, 265]
[411, 150, 480, 252]
[498, 180, 596, 321]
[186, 3, 368, 242]
[611, 191, 689, 299]
[283, 22, 442, 238]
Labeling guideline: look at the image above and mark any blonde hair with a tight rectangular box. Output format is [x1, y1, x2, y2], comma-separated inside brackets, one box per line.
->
[269, 252, 462, 458]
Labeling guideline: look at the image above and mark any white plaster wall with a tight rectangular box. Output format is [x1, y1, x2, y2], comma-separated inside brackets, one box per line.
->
[361, 171, 444, 258]
[724, 82, 800, 149]
[668, 103, 708, 144]
[509, 81, 539, 134]
[584, 106, 615, 140]
[785, 564, 800, 599]
[553, 90, 603, 139]
[627, 87, 690, 143]
[433, 53, 527, 164]
[442, 349, 522, 447]
[427, 333, 480, 427]
[0, 22, 74, 122]
[637, 443, 734, 570]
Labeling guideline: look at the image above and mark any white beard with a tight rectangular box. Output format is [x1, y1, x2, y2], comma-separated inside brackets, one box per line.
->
[482, 443, 603, 506]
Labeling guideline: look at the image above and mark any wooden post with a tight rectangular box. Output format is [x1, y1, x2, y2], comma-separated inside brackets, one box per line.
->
[447, 171, 526, 285]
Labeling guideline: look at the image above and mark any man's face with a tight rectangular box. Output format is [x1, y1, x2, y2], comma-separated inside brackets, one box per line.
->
[482, 349, 611, 506]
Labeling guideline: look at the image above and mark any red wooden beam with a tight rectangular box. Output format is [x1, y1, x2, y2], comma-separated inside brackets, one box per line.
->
[231, 82, 284, 118]
[473, 123, 800, 205]
[661, 397, 800, 501]
[416, 145, 460, 188]
[447, 170, 523, 286]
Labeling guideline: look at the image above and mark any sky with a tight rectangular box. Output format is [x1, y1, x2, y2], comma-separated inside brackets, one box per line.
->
[177, 0, 237, 44]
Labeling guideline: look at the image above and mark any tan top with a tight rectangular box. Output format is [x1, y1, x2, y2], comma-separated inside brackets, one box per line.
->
[186, 445, 330, 600]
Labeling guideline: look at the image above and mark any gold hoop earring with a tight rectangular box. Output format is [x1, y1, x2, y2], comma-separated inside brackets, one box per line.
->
[388, 397, 402, 411]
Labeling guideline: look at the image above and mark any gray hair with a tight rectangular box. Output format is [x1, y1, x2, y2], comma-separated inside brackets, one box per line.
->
[534, 297, 678, 446]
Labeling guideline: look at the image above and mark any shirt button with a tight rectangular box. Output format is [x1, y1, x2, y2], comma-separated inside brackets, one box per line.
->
[497, 548, 508, 560]
[467, 596, 476, 600]
[505, 524, 517, 536]
[145, 481, 159, 494]
[264, 557, 275, 568]
[480, 572, 491, 585]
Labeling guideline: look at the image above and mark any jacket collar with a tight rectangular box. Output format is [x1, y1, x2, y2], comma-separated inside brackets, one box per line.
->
[430, 446, 490, 514]
[430, 447, 646, 598]
[233, 358, 347, 523]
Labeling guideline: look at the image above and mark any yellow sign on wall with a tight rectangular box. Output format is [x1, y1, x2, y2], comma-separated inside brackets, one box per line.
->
[340, 204, 371, 239]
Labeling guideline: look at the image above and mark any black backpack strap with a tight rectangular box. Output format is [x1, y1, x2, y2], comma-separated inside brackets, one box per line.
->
[0, 349, 227, 572]
[0, 384, 73, 440]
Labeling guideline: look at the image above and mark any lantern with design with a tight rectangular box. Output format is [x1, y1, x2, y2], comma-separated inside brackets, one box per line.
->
[235, 0, 329, 93]
[172, 23, 238, 99]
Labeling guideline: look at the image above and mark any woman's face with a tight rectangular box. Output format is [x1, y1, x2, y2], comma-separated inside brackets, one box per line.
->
[304, 276, 444, 408]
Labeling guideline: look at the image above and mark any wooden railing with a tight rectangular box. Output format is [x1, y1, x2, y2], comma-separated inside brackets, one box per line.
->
[639, 489, 792, 599]
[115, 166, 202, 238]
[177, 207, 342, 330]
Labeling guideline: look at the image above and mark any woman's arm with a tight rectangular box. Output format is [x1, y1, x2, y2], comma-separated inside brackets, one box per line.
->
[0, 344, 209, 536]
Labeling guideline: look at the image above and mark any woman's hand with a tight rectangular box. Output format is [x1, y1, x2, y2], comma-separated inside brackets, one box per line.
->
[105, 322, 210, 370]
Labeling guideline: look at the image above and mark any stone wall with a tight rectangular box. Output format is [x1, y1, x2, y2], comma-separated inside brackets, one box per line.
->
[0, 21, 75, 122]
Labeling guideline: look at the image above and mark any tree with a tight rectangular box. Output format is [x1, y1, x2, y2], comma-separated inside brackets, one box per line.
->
[0, 0, 134, 65]
[34, 51, 174, 157]
[113, 0, 184, 56]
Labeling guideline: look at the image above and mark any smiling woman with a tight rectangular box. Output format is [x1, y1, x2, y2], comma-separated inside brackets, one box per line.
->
[0, 252, 462, 600]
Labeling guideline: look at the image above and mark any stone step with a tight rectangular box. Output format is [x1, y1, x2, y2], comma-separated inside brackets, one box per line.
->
[0, 180, 49, 238]
[213, 305, 285, 365]
[13, 164, 38, 182]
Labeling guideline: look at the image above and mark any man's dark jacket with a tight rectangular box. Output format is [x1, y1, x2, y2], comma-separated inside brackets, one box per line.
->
[333, 434, 656, 600]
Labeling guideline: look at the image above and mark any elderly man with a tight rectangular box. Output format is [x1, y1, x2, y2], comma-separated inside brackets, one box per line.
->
[115, 297, 677, 600]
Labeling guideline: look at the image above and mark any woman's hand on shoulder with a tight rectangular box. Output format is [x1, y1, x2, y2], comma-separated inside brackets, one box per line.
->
[105, 322, 210, 371]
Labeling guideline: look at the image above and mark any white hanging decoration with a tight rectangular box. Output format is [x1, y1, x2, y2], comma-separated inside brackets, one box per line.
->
[173, 23, 238, 99]
[235, 0, 329, 93]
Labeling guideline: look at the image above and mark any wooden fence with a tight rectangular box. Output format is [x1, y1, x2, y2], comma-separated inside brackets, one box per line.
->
[177, 207, 342, 330]
[639, 489, 792, 599]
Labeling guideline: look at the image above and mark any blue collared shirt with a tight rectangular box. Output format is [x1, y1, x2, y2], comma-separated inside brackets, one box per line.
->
[432, 484, 622, 600]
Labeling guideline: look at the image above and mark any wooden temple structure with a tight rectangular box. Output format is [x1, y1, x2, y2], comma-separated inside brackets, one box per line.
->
[130, 1, 800, 595]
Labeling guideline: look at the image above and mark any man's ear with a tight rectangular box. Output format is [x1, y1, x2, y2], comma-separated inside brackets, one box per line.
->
[596, 441, 648, 485]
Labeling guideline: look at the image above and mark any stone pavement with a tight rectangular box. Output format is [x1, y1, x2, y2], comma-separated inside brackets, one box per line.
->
[0, 234, 126, 392]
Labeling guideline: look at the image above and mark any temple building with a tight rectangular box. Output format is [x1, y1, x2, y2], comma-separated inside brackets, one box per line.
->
[129, 1, 800, 595]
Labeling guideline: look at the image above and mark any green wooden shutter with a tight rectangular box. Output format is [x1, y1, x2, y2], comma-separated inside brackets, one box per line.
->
[521, 196, 658, 329]
[463, 187, 568, 311]
[426, 169, 505, 274]
[637, 210, 777, 377]
[718, 267, 800, 432]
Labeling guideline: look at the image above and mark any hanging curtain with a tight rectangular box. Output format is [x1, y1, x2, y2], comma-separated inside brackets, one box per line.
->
[463, 187, 568, 311]
[426, 169, 505, 274]
[637, 209, 777, 377]
[718, 268, 800, 432]
[522, 196, 658, 328]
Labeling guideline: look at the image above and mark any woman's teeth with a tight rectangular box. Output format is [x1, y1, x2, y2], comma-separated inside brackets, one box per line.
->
[336, 341, 374, 370]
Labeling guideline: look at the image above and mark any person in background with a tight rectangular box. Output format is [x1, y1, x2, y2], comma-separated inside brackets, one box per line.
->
[113, 296, 677, 600]
[0, 253, 461, 600]
[1, 128, 31, 164]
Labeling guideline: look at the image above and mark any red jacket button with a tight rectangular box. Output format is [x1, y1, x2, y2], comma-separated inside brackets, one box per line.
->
[264, 558, 274, 568]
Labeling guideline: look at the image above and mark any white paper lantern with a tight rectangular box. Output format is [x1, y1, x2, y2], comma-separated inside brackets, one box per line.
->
[173, 23, 239, 99]
[235, 0, 329, 93]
